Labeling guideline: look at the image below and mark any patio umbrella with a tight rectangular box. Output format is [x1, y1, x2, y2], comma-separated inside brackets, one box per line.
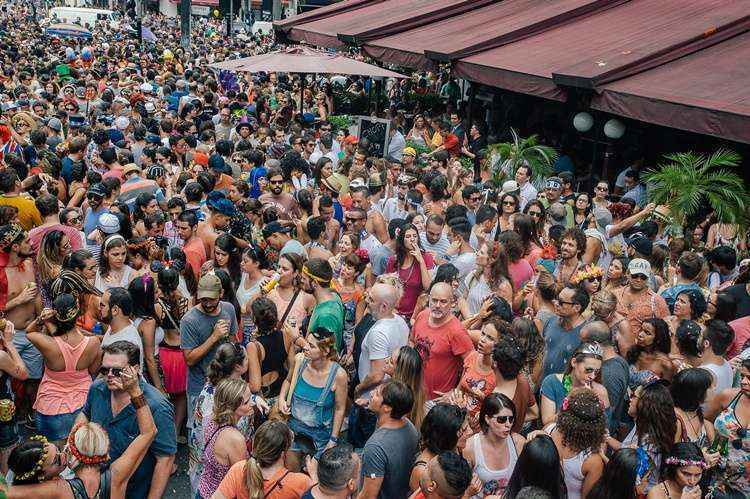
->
[208, 46, 406, 79]
[45, 23, 93, 40]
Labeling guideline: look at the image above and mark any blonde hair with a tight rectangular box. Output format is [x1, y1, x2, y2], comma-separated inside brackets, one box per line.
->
[68, 422, 109, 470]
[591, 290, 617, 318]
[244, 421, 293, 499]
[213, 378, 248, 426]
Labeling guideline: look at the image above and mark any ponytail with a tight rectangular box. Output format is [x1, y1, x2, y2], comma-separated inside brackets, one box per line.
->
[244, 421, 293, 497]
[244, 455, 264, 499]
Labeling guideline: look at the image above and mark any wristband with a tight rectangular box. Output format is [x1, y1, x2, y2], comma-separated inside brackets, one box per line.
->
[329, 435, 339, 443]
[131, 393, 147, 409]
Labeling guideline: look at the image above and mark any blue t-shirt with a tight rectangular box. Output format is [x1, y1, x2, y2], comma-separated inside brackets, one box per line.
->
[180, 302, 239, 398]
[542, 317, 583, 378]
[82, 379, 177, 499]
[84, 206, 108, 243]
[60, 156, 75, 185]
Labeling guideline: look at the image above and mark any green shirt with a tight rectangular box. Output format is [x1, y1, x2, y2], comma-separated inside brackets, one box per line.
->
[309, 297, 345, 352]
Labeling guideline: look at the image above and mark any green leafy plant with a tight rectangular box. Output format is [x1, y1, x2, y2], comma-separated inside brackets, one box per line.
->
[405, 140, 431, 158]
[485, 128, 558, 187]
[327, 115, 353, 131]
[642, 149, 749, 227]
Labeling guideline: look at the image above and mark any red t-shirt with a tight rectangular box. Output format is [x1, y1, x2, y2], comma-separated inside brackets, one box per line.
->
[28, 224, 84, 255]
[729, 316, 750, 359]
[443, 133, 460, 156]
[411, 309, 474, 400]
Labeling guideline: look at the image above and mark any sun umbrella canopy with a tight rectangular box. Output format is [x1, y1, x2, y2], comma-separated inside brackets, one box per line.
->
[209, 47, 406, 78]
[45, 23, 93, 40]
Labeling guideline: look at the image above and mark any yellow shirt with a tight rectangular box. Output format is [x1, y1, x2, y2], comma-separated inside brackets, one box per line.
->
[431, 131, 443, 148]
[0, 194, 42, 230]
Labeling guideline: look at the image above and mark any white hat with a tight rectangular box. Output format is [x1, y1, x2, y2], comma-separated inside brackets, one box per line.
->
[501, 180, 520, 195]
[114, 116, 130, 130]
[144, 101, 156, 113]
[628, 258, 652, 277]
[139, 82, 152, 93]
[97, 213, 120, 234]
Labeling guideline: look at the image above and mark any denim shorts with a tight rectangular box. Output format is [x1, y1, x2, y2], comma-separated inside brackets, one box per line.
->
[35, 409, 81, 442]
[0, 420, 19, 449]
[12, 331, 44, 379]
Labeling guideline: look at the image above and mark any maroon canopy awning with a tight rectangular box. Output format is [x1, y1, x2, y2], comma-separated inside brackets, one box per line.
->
[452, 0, 750, 101]
[591, 31, 750, 144]
[274, 0, 494, 49]
[362, 0, 614, 71]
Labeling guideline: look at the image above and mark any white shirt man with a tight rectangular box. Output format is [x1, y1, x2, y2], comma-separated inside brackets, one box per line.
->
[515, 165, 538, 210]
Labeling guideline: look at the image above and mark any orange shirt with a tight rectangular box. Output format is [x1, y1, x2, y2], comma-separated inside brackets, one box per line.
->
[183, 236, 207, 278]
[216, 461, 312, 499]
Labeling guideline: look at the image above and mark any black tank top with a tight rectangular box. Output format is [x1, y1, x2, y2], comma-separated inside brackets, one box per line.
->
[67, 468, 111, 499]
[256, 330, 288, 399]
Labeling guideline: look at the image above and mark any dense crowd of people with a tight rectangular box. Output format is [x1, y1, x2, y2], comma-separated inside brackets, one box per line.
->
[0, 3, 747, 499]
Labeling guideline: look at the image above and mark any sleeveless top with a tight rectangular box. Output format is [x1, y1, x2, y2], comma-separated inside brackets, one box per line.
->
[545, 424, 590, 499]
[67, 469, 111, 499]
[94, 265, 134, 292]
[34, 336, 92, 415]
[133, 317, 164, 356]
[199, 420, 233, 499]
[713, 392, 750, 495]
[255, 330, 289, 399]
[469, 433, 518, 498]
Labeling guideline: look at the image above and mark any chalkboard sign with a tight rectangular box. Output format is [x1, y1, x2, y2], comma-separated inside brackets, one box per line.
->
[357, 116, 390, 158]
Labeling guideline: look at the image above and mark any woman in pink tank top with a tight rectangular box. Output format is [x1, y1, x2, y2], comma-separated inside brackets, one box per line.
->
[27, 294, 101, 445]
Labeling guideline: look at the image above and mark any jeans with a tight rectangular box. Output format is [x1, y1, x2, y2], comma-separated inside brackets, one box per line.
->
[36, 408, 81, 441]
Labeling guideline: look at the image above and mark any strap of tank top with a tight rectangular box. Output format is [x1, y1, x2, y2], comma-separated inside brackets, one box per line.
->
[67, 477, 89, 499]
[316, 363, 340, 407]
[55, 335, 89, 371]
[675, 412, 689, 442]
[100, 468, 111, 499]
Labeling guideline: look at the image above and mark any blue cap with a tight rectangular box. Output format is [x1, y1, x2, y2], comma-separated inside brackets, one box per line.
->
[146, 133, 161, 145]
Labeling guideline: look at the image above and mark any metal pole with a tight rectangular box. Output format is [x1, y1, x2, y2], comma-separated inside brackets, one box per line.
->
[227, 0, 232, 37]
[180, 0, 191, 50]
[272, 0, 281, 20]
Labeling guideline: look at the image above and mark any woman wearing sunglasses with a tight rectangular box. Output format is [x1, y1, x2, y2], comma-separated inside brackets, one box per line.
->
[540, 342, 610, 426]
[26, 294, 101, 448]
[463, 393, 525, 498]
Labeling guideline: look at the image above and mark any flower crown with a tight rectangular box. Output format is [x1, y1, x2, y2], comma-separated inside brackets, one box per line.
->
[665, 457, 707, 469]
[571, 265, 604, 285]
[16, 435, 49, 481]
[67, 423, 110, 467]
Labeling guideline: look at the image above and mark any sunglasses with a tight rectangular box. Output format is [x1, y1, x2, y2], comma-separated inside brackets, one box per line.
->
[99, 366, 123, 377]
[346, 217, 364, 222]
[67, 216, 81, 224]
[492, 415, 515, 425]
[630, 274, 648, 281]
[502, 201, 516, 206]
[469, 196, 481, 202]
[556, 298, 576, 306]
[269, 180, 284, 185]
[528, 211, 542, 217]
[584, 367, 601, 375]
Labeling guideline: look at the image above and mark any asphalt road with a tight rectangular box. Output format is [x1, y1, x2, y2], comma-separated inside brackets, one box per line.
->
[164, 443, 192, 498]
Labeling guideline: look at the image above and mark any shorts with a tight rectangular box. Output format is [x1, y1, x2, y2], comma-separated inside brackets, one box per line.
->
[35, 409, 81, 442]
[12, 330, 43, 379]
[0, 420, 19, 449]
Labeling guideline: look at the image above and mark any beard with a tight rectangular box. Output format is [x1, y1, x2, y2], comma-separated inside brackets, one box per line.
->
[100, 309, 113, 325]
[271, 186, 283, 195]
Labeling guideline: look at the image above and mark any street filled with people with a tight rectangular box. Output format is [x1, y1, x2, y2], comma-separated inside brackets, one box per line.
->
[0, 3, 747, 499]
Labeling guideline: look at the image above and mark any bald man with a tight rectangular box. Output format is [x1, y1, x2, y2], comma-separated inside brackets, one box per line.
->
[411, 282, 474, 401]
[355, 283, 410, 399]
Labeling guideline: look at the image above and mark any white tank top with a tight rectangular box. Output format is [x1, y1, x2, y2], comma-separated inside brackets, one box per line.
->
[469, 433, 518, 498]
[94, 265, 135, 292]
[236, 273, 261, 309]
[545, 424, 590, 499]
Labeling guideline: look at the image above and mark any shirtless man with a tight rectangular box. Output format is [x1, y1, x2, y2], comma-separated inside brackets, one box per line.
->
[350, 186, 388, 244]
[0, 224, 42, 428]
[197, 198, 234, 257]
[317, 195, 341, 252]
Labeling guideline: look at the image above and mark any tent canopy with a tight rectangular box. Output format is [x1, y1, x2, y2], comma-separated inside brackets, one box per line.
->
[209, 47, 406, 78]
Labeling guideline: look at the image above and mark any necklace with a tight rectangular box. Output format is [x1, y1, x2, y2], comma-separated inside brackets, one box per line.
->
[398, 258, 416, 285]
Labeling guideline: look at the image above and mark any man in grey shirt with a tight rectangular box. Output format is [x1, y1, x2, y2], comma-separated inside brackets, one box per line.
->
[180, 273, 238, 428]
[359, 380, 419, 499]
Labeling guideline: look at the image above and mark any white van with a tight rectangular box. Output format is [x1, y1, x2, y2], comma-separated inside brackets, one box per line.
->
[49, 7, 120, 29]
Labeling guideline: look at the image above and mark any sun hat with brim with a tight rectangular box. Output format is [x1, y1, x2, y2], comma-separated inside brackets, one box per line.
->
[196, 273, 222, 300]
[122, 164, 140, 177]
[402, 147, 416, 157]
[321, 175, 343, 194]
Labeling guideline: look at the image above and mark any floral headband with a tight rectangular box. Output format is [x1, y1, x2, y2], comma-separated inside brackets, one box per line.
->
[67, 422, 109, 467]
[561, 394, 605, 413]
[16, 435, 50, 481]
[571, 264, 604, 285]
[0, 223, 25, 248]
[665, 457, 707, 469]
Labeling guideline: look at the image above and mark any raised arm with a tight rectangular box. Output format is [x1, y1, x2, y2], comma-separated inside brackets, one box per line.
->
[110, 366, 157, 490]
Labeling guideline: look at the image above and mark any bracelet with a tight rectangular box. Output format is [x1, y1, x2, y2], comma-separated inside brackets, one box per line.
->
[131, 393, 147, 409]
[329, 435, 339, 443]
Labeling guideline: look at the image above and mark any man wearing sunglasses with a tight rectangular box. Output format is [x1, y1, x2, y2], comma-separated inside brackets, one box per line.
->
[77, 341, 176, 499]
[542, 284, 588, 378]
[612, 258, 669, 335]
[258, 166, 298, 220]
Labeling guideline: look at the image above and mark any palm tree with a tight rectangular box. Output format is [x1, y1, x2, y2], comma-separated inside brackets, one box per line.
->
[642, 149, 749, 227]
[485, 128, 558, 187]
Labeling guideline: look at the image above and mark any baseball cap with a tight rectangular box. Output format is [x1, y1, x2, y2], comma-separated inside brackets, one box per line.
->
[146, 133, 161, 145]
[207, 197, 236, 217]
[262, 221, 292, 240]
[545, 177, 562, 190]
[144, 102, 156, 114]
[46, 117, 63, 132]
[402, 147, 416, 157]
[196, 273, 222, 300]
[115, 116, 130, 131]
[628, 235, 653, 257]
[87, 183, 108, 199]
[628, 258, 652, 277]
[349, 178, 366, 189]
[139, 82, 152, 93]
[97, 213, 120, 234]
[501, 180, 519, 196]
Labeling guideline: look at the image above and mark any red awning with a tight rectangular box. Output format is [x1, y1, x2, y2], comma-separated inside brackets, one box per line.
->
[363, 0, 612, 71]
[274, 0, 495, 49]
[591, 31, 750, 144]
[452, 0, 750, 101]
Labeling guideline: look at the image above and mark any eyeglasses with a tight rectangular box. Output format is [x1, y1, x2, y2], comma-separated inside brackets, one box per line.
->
[492, 415, 515, 425]
[595, 186, 609, 192]
[67, 216, 81, 224]
[555, 298, 576, 306]
[99, 366, 123, 377]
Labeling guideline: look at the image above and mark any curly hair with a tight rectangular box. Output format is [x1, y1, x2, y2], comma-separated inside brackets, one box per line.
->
[556, 388, 606, 453]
